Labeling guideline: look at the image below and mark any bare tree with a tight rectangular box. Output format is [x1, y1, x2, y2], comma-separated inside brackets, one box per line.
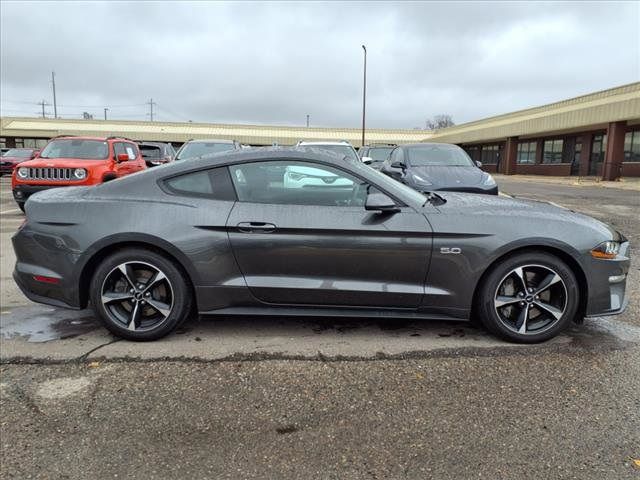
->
[82, 111, 94, 120]
[425, 114, 455, 130]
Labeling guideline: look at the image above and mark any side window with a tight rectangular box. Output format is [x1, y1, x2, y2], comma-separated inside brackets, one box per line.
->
[228, 160, 374, 207]
[163, 167, 236, 200]
[113, 142, 125, 159]
[114, 142, 137, 160]
[124, 142, 137, 160]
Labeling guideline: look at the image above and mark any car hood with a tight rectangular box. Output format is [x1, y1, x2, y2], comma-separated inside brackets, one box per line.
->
[433, 191, 620, 241]
[16, 158, 108, 168]
[409, 165, 487, 187]
[1, 156, 30, 163]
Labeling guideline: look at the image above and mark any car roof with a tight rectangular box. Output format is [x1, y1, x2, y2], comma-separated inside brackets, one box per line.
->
[402, 142, 458, 148]
[48, 136, 133, 142]
[297, 141, 353, 146]
[183, 139, 236, 144]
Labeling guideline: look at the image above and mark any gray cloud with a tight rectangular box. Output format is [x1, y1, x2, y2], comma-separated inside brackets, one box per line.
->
[1, 1, 638, 128]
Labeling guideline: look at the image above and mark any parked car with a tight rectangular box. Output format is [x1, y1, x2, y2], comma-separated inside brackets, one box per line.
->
[13, 147, 629, 343]
[11, 136, 146, 211]
[296, 140, 360, 163]
[358, 143, 396, 170]
[1, 148, 10, 156]
[174, 139, 241, 161]
[138, 141, 175, 167]
[381, 143, 498, 195]
[1, 148, 38, 176]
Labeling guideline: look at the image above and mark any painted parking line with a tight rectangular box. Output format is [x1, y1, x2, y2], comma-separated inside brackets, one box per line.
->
[0, 209, 21, 215]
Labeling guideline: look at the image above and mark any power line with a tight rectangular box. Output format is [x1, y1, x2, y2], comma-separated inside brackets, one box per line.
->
[147, 98, 156, 121]
[51, 71, 58, 118]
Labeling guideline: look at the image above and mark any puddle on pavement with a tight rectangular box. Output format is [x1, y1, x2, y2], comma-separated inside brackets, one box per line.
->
[0, 305, 99, 342]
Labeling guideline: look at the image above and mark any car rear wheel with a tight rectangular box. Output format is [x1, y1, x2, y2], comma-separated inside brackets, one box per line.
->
[476, 251, 579, 343]
[89, 248, 193, 341]
[16, 202, 25, 213]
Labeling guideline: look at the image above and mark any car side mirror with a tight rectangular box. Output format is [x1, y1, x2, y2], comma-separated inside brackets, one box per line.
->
[475, 161, 483, 168]
[391, 161, 406, 170]
[116, 153, 129, 162]
[362, 156, 373, 165]
[365, 192, 400, 213]
[31, 150, 40, 159]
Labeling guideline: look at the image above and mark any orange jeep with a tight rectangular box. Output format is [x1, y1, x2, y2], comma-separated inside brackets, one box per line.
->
[12, 136, 146, 211]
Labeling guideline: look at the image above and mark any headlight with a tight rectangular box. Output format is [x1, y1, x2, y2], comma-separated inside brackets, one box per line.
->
[482, 174, 496, 186]
[590, 241, 620, 259]
[73, 168, 87, 180]
[411, 173, 432, 187]
[17, 167, 29, 179]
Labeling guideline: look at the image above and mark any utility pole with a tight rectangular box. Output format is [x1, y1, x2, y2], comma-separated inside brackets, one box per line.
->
[306, 114, 310, 128]
[104, 108, 109, 120]
[361, 45, 367, 148]
[148, 98, 156, 121]
[51, 71, 58, 118]
[38, 99, 49, 118]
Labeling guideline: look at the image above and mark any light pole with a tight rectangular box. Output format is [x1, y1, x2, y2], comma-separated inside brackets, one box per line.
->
[361, 45, 367, 148]
[104, 108, 109, 120]
[306, 114, 310, 128]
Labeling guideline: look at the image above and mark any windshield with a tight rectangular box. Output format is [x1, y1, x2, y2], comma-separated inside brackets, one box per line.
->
[140, 145, 162, 159]
[407, 145, 474, 167]
[307, 145, 359, 161]
[2, 149, 33, 158]
[176, 142, 235, 160]
[367, 147, 394, 162]
[40, 139, 109, 160]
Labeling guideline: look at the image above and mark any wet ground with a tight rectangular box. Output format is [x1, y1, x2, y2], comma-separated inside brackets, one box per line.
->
[1, 176, 639, 478]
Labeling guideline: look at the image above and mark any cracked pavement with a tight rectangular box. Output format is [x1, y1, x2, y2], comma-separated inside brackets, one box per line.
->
[1, 176, 639, 479]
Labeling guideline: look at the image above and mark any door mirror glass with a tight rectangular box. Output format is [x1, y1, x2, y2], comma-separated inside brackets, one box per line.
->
[365, 192, 399, 213]
[390, 161, 406, 169]
[31, 150, 40, 159]
[475, 160, 483, 168]
[362, 156, 373, 165]
[117, 153, 129, 162]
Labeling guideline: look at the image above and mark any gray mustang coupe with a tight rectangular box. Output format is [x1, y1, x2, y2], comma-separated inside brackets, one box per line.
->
[12, 148, 629, 343]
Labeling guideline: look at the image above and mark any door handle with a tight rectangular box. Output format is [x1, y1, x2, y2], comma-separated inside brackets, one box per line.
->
[236, 222, 277, 233]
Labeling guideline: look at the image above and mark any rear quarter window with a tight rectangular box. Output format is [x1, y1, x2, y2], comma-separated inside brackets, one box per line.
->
[162, 167, 236, 200]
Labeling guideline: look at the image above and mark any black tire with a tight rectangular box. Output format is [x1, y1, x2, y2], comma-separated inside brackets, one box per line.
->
[17, 202, 25, 213]
[89, 248, 193, 341]
[475, 251, 579, 343]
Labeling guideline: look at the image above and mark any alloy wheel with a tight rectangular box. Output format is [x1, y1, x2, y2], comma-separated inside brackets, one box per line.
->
[100, 261, 174, 332]
[493, 264, 568, 335]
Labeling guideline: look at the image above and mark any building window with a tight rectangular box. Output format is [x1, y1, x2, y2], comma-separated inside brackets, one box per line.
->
[542, 139, 564, 164]
[624, 131, 640, 162]
[464, 146, 480, 162]
[0, 138, 6, 149]
[517, 142, 536, 164]
[480, 145, 499, 165]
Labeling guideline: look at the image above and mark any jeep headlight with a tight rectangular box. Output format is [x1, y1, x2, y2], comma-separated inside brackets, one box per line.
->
[17, 167, 29, 179]
[482, 174, 496, 186]
[73, 168, 87, 180]
[590, 240, 620, 259]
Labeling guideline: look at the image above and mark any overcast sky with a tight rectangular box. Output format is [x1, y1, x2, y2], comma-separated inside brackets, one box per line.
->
[1, 1, 638, 129]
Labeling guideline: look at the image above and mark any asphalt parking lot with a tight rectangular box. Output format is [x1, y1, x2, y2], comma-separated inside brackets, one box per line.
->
[1, 175, 639, 478]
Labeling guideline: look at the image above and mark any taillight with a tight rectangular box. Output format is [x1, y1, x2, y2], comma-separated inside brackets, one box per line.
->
[33, 275, 60, 284]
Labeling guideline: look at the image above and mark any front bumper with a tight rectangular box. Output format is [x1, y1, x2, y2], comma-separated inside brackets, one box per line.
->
[584, 241, 630, 317]
[12, 184, 65, 203]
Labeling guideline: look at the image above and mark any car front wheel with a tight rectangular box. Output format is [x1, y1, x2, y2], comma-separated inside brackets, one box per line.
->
[89, 248, 193, 341]
[476, 251, 580, 343]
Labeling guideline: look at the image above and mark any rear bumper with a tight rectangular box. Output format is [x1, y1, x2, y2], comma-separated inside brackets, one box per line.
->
[11, 227, 82, 309]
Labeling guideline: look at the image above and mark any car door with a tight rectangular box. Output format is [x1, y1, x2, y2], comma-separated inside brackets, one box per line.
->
[225, 159, 432, 308]
[113, 142, 137, 176]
